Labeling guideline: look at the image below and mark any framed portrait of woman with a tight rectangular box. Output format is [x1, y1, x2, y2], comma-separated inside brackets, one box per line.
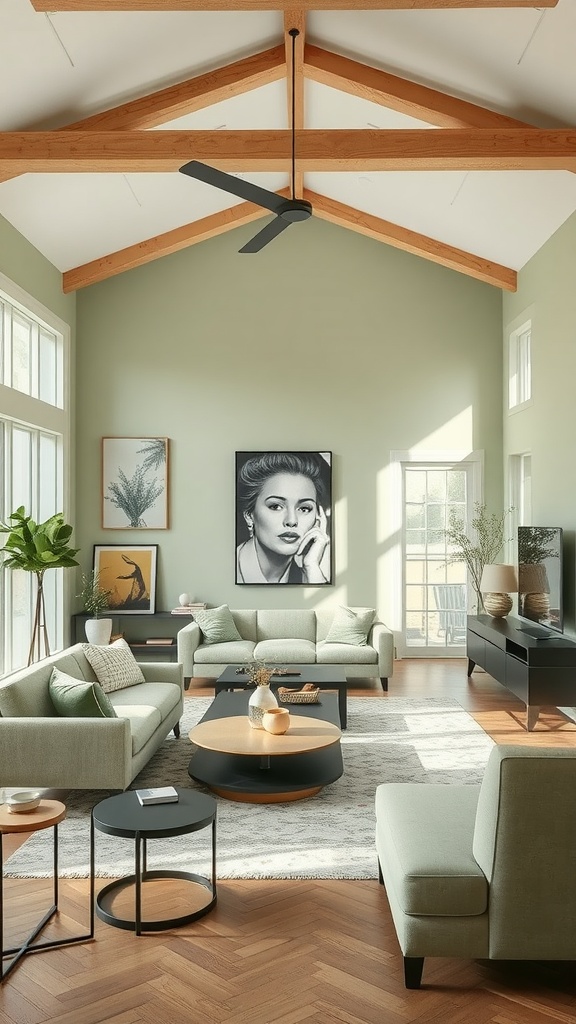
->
[235, 451, 332, 585]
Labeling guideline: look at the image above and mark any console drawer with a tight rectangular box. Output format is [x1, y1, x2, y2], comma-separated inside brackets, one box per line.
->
[505, 656, 529, 702]
[485, 644, 506, 682]
[467, 631, 485, 669]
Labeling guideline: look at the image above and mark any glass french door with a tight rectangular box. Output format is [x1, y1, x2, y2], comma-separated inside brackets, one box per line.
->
[398, 461, 478, 658]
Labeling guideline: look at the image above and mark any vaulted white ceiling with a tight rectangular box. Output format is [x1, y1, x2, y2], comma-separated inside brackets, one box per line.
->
[1, 0, 575, 292]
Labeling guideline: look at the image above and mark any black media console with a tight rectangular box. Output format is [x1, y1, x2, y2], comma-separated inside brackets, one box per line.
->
[467, 614, 576, 730]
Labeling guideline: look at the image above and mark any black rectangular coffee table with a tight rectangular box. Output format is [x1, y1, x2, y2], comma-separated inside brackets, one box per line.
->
[215, 664, 349, 728]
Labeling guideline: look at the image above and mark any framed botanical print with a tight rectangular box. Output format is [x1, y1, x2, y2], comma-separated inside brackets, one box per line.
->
[102, 437, 169, 529]
[235, 451, 332, 585]
[93, 544, 158, 613]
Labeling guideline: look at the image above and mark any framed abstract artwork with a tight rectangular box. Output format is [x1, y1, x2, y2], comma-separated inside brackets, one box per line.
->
[93, 544, 158, 614]
[102, 437, 169, 529]
[235, 451, 332, 585]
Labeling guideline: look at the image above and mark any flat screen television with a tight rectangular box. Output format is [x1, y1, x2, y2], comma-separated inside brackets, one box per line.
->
[517, 526, 563, 634]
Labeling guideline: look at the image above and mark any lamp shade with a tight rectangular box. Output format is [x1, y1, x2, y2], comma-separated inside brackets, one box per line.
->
[480, 564, 518, 594]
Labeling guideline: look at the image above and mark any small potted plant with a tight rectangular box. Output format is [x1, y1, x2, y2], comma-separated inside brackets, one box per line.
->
[77, 570, 113, 645]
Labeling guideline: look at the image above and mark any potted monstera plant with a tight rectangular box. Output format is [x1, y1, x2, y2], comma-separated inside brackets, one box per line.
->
[0, 506, 80, 664]
[77, 569, 113, 645]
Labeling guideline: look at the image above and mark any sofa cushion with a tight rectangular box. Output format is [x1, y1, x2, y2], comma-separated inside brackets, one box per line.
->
[317, 641, 377, 665]
[230, 610, 258, 643]
[375, 782, 487, 917]
[49, 668, 117, 719]
[194, 640, 255, 664]
[110, 681, 181, 721]
[324, 606, 375, 646]
[196, 605, 243, 645]
[254, 639, 317, 664]
[83, 638, 145, 692]
[109, 705, 162, 756]
[257, 610, 316, 642]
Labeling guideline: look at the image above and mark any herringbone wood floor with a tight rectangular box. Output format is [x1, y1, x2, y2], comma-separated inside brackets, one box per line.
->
[2, 659, 576, 1023]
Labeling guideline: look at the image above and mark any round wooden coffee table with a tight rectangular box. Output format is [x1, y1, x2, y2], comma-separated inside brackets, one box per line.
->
[189, 704, 342, 803]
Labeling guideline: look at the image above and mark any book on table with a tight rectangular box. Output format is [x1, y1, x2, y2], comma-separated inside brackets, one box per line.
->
[171, 604, 207, 615]
[136, 787, 179, 806]
[145, 637, 175, 645]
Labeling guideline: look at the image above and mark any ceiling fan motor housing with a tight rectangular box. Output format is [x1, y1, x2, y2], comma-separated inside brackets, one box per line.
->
[279, 199, 313, 223]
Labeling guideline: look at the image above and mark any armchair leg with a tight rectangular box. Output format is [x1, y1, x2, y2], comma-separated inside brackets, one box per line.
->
[184, 677, 191, 690]
[173, 722, 180, 739]
[380, 677, 388, 691]
[403, 957, 424, 989]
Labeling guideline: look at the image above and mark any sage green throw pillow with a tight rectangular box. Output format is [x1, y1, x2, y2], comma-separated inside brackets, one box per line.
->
[196, 605, 243, 645]
[324, 606, 375, 646]
[49, 667, 117, 718]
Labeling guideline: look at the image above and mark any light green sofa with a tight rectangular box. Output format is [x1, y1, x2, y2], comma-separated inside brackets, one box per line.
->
[0, 643, 183, 791]
[177, 607, 394, 689]
[375, 744, 576, 988]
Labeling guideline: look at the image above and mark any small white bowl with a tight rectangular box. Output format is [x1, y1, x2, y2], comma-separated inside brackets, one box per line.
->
[6, 791, 42, 814]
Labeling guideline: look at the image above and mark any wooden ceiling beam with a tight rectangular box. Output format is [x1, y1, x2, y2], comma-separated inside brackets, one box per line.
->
[306, 189, 516, 290]
[30, 0, 559, 11]
[284, 14, 306, 198]
[0, 45, 286, 185]
[62, 190, 291, 292]
[71, 46, 286, 131]
[2, 128, 575, 173]
[62, 184, 516, 292]
[304, 46, 535, 129]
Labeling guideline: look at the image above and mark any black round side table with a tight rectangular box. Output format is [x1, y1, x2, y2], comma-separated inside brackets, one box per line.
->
[90, 788, 217, 935]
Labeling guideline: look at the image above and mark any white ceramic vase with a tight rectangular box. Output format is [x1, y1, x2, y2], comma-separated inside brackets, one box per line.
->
[84, 617, 113, 645]
[179, 593, 191, 606]
[248, 684, 278, 730]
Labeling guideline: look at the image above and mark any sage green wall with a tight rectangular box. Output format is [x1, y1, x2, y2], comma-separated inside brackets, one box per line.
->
[503, 210, 576, 633]
[76, 216, 502, 629]
[0, 214, 75, 328]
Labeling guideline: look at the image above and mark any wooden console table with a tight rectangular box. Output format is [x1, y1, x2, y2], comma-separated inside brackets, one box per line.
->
[467, 615, 576, 730]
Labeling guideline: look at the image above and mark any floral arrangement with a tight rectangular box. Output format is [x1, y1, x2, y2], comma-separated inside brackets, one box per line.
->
[246, 661, 274, 686]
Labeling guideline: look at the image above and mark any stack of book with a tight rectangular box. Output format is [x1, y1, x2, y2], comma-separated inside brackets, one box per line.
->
[171, 602, 207, 616]
[145, 637, 175, 646]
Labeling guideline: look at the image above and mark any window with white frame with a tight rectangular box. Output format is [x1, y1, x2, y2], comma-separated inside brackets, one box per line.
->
[508, 321, 531, 409]
[0, 275, 70, 678]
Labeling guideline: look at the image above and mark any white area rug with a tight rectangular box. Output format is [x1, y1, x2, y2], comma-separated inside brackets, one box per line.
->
[4, 697, 494, 881]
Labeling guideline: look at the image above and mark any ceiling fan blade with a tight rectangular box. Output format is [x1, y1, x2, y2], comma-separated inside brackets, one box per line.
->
[179, 160, 286, 216]
[239, 215, 292, 254]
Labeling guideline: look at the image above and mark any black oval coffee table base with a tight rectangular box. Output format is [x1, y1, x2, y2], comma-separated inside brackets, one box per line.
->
[96, 868, 216, 932]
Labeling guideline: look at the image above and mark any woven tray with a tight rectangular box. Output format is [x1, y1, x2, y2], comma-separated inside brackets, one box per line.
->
[278, 688, 320, 704]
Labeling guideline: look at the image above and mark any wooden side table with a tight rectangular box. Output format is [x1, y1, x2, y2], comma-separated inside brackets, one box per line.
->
[1, 799, 94, 982]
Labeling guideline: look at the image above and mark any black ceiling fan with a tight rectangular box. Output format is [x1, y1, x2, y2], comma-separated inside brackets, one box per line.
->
[179, 28, 312, 254]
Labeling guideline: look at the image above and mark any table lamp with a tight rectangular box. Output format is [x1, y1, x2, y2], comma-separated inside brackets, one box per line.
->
[480, 564, 518, 618]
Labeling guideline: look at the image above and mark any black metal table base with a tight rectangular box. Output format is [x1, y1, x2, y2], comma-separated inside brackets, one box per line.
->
[95, 868, 216, 933]
[90, 792, 217, 937]
[1, 826, 94, 983]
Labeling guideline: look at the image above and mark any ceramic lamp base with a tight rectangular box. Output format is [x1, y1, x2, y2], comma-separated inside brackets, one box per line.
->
[483, 592, 513, 618]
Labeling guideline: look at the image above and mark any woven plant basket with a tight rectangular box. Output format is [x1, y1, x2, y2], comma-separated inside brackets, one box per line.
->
[278, 688, 320, 705]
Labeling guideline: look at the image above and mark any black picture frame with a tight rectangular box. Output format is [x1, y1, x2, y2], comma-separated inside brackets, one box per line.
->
[235, 451, 332, 585]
